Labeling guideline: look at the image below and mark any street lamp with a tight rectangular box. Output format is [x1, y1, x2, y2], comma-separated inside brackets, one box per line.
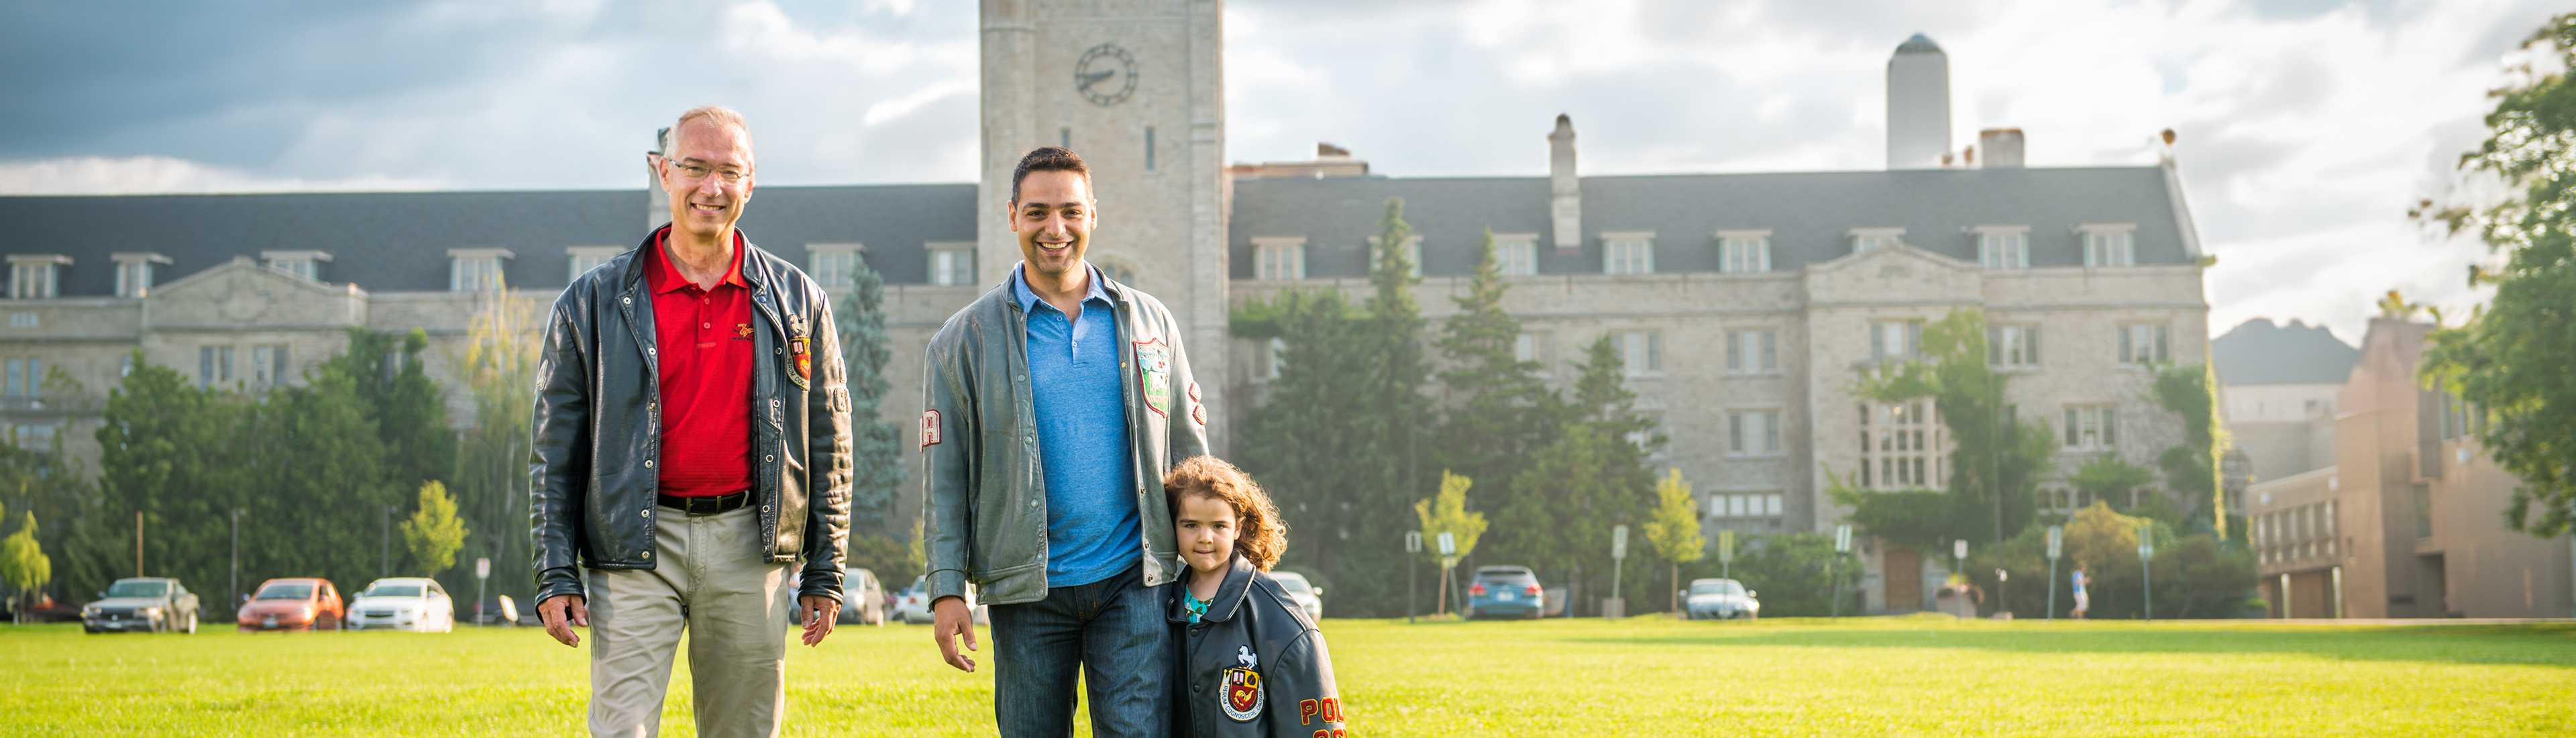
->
[229, 508, 246, 617]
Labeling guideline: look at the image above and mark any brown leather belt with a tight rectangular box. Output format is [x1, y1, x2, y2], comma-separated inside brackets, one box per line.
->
[656, 490, 751, 515]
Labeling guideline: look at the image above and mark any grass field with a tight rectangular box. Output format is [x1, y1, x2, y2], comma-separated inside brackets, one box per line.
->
[3, 615, 2571, 736]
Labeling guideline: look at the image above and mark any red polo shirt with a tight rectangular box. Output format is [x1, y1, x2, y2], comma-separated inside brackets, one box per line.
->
[645, 227, 755, 498]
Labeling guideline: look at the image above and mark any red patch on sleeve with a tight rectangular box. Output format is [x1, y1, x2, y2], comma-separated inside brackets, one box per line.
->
[920, 410, 941, 447]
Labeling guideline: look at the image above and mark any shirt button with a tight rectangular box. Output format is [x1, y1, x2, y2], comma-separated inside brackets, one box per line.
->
[702, 322, 712, 329]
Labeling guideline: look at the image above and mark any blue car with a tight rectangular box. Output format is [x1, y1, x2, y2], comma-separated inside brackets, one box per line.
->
[1463, 566, 1544, 620]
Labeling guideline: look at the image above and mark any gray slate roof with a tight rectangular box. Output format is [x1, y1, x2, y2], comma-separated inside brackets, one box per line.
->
[4, 165, 2193, 294]
[1228, 166, 2195, 278]
[0, 184, 977, 295]
[2212, 318, 2360, 386]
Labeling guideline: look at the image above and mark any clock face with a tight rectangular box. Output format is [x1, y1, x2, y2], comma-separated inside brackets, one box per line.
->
[1075, 43, 1136, 107]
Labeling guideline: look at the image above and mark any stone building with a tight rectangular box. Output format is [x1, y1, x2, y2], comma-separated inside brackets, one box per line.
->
[0, 1, 2211, 613]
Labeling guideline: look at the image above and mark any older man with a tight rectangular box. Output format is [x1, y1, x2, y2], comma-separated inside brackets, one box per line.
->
[530, 105, 853, 737]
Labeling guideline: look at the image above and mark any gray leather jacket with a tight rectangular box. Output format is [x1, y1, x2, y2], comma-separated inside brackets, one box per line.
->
[1169, 556, 1346, 737]
[529, 227, 855, 605]
[918, 268, 1208, 607]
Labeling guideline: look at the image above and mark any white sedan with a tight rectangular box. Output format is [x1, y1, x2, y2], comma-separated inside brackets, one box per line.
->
[345, 577, 456, 633]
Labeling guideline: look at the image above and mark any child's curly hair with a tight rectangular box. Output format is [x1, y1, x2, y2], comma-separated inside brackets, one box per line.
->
[1163, 456, 1287, 571]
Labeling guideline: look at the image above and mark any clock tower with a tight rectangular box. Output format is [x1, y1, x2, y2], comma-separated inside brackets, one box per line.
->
[979, 0, 1230, 451]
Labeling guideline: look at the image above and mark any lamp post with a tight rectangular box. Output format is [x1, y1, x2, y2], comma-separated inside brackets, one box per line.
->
[229, 508, 245, 617]
[380, 505, 395, 577]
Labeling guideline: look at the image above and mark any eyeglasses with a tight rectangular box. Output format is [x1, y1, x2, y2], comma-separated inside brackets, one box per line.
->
[669, 160, 749, 184]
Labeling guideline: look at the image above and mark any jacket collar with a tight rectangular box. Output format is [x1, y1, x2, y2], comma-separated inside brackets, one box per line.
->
[644, 226, 751, 294]
[994, 260, 1129, 315]
[625, 223, 769, 293]
[1171, 555, 1258, 625]
[1008, 262, 1114, 315]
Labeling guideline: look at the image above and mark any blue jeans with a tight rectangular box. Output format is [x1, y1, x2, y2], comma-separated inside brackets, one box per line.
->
[989, 563, 1173, 737]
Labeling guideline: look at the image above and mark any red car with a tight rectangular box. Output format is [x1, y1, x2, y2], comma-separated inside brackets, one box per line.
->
[237, 578, 345, 632]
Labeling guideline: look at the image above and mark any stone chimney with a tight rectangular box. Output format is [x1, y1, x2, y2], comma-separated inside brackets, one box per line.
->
[1885, 34, 1951, 170]
[1550, 113, 1580, 254]
[1978, 128, 2025, 168]
[647, 126, 672, 229]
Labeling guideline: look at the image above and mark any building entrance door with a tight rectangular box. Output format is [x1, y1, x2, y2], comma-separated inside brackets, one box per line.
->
[1884, 545, 1922, 613]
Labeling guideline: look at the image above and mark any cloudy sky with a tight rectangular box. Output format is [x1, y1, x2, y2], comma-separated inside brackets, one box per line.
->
[1, 0, 2561, 344]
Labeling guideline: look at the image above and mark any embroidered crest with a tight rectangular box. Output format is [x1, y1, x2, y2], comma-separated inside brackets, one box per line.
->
[920, 410, 941, 447]
[789, 335, 812, 386]
[1221, 645, 1263, 722]
[735, 323, 753, 339]
[1134, 337, 1172, 417]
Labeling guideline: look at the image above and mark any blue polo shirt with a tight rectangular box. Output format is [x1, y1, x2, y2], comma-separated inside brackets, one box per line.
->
[1014, 264, 1141, 587]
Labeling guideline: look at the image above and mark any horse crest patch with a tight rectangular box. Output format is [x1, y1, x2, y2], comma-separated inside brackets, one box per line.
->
[1134, 337, 1172, 417]
[1220, 645, 1263, 722]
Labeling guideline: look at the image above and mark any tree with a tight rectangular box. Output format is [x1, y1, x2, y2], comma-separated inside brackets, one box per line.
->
[1490, 335, 1661, 613]
[835, 251, 908, 535]
[2415, 13, 2576, 536]
[845, 532, 925, 591]
[1433, 229, 1561, 526]
[1965, 502, 2257, 619]
[97, 360, 254, 592]
[1855, 309, 2054, 545]
[1642, 468, 1704, 615]
[2068, 456, 2157, 515]
[0, 509, 51, 623]
[400, 481, 469, 574]
[1413, 470, 1488, 617]
[1714, 533, 1860, 617]
[2151, 362, 2231, 537]
[450, 287, 539, 602]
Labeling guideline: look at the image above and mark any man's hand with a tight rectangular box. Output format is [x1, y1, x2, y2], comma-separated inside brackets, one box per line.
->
[798, 594, 840, 646]
[537, 594, 588, 647]
[931, 596, 977, 672]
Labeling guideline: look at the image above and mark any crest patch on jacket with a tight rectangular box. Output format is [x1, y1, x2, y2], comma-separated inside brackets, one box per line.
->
[1221, 645, 1263, 722]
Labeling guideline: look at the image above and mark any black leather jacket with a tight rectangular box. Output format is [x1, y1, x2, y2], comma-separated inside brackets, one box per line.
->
[1169, 556, 1346, 737]
[529, 226, 853, 605]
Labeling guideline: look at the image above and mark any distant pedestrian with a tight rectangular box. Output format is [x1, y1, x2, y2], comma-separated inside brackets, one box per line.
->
[2071, 565, 2090, 619]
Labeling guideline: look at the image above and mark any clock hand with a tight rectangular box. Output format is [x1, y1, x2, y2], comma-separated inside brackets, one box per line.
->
[1077, 69, 1114, 89]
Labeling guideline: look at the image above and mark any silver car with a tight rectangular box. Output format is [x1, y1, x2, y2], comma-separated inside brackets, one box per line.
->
[892, 576, 986, 625]
[1269, 570, 1323, 623]
[83, 578, 202, 634]
[1682, 578, 1760, 620]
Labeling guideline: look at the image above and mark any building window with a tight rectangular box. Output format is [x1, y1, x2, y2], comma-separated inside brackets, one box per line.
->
[1613, 330, 1661, 376]
[2118, 323, 2169, 365]
[1144, 126, 1155, 171]
[1708, 492, 1785, 523]
[1988, 325, 2040, 368]
[113, 253, 170, 299]
[3, 358, 39, 399]
[1977, 229, 2029, 269]
[1859, 401, 1942, 490]
[250, 344, 290, 388]
[13, 423, 56, 452]
[1368, 236, 1424, 278]
[1726, 329, 1777, 374]
[1603, 235, 1654, 274]
[7, 313, 33, 329]
[447, 249, 512, 292]
[1850, 228, 1904, 254]
[120, 354, 133, 378]
[2063, 405, 2118, 450]
[1495, 235, 1539, 276]
[1513, 333, 1540, 364]
[1719, 232, 1770, 274]
[2082, 225, 2137, 267]
[806, 244, 861, 289]
[199, 346, 235, 387]
[1870, 320, 1923, 362]
[262, 250, 330, 281]
[1729, 409, 1782, 456]
[567, 246, 622, 282]
[929, 245, 975, 286]
[1253, 238, 1306, 280]
[1627, 413, 1666, 460]
[7, 256, 67, 300]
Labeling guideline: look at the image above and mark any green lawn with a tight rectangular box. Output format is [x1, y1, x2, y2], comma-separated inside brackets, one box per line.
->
[3, 616, 2571, 735]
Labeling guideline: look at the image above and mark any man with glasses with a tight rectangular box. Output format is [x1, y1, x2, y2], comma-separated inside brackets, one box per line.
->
[530, 105, 854, 737]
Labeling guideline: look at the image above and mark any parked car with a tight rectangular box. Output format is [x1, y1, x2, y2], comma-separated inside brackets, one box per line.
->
[345, 577, 455, 632]
[835, 569, 886, 626]
[237, 578, 345, 632]
[892, 576, 987, 625]
[1680, 578, 1761, 621]
[471, 595, 520, 627]
[1463, 566, 1545, 621]
[1269, 570, 1324, 623]
[83, 577, 202, 634]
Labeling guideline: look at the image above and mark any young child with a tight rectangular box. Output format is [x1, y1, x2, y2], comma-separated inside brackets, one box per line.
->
[1163, 456, 1347, 737]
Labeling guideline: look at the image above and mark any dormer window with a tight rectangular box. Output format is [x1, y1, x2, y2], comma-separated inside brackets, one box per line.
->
[1717, 230, 1770, 273]
[448, 248, 514, 292]
[2080, 223, 2137, 267]
[1368, 235, 1424, 278]
[1252, 237, 1307, 280]
[6, 255, 69, 300]
[807, 243, 863, 288]
[1850, 227, 1904, 254]
[1601, 231, 1655, 275]
[111, 252, 172, 299]
[1492, 233, 1540, 276]
[261, 250, 331, 281]
[1975, 226, 2029, 269]
[567, 246, 622, 282]
[927, 242, 976, 286]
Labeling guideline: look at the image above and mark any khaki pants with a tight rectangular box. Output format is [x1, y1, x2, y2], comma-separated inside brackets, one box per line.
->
[586, 505, 792, 738]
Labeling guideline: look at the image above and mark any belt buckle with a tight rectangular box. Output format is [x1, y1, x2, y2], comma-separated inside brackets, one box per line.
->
[692, 496, 720, 515]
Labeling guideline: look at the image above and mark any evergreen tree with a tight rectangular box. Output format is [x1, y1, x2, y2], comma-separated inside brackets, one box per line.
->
[1432, 229, 1560, 537]
[834, 251, 908, 535]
